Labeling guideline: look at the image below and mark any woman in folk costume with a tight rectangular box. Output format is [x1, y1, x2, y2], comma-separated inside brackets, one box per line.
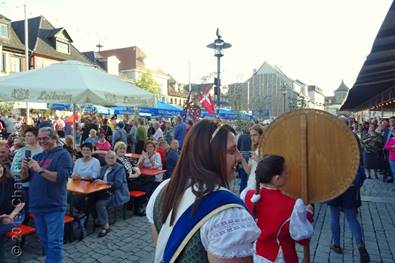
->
[241, 155, 314, 263]
[146, 119, 261, 263]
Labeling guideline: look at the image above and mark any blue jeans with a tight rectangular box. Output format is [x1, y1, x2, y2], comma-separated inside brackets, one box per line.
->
[96, 198, 112, 225]
[32, 211, 65, 263]
[329, 206, 363, 246]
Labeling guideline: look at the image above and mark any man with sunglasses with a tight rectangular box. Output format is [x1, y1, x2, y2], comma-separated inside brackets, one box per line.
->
[21, 127, 72, 263]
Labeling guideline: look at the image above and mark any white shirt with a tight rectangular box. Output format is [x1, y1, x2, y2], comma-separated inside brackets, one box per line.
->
[103, 167, 112, 182]
[141, 152, 163, 182]
[152, 128, 164, 144]
[146, 180, 261, 262]
[246, 149, 259, 190]
[73, 158, 101, 179]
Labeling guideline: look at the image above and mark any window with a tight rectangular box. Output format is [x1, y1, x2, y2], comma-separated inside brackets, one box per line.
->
[10, 56, 21, 73]
[56, 39, 70, 54]
[0, 23, 8, 39]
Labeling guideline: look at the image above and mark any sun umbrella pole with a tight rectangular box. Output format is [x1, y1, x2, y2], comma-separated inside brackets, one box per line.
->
[300, 113, 310, 263]
[72, 104, 76, 150]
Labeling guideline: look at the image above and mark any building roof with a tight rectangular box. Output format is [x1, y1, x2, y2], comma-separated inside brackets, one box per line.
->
[82, 51, 106, 69]
[0, 14, 25, 52]
[99, 46, 146, 71]
[341, 2, 395, 111]
[11, 16, 91, 63]
[254, 61, 276, 75]
[46, 27, 73, 42]
[335, 80, 349, 92]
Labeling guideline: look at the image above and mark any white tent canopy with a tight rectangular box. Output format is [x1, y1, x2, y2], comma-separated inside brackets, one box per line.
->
[0, 60, 154, 107]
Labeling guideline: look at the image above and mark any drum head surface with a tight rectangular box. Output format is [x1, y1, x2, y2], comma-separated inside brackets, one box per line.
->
[260, 109, 359, 203]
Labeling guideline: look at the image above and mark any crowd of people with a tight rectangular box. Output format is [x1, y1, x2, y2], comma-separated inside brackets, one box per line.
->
[1, 111, 389, 262]
[0, 113, 187, 262]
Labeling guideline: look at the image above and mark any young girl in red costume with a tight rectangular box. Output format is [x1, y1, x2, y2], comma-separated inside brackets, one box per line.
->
[241, 155, 314, 263]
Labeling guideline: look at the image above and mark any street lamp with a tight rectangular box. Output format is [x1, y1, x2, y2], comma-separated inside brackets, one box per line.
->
[281, 84, 287, 113]
[207, 28, 231, 114]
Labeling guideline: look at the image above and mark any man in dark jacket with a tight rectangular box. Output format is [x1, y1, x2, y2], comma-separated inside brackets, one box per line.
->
[21, 127, 72, 263]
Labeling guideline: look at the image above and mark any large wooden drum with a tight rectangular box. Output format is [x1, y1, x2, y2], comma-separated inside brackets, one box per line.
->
[260, 109, 360, 204]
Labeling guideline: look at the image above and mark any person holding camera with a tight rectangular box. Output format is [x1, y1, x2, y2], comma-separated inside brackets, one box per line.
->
[11, 127, 42, 224]
[20, 127, 72, 263]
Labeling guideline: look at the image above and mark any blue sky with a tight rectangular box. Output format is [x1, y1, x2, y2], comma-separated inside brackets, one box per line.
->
[1, 0, 393, 95]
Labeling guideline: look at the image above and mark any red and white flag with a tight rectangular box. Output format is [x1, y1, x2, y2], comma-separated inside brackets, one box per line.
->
[199, 85, 216, 114]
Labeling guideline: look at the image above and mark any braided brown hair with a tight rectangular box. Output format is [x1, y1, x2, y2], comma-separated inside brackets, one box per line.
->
[252, 155, 285, 215]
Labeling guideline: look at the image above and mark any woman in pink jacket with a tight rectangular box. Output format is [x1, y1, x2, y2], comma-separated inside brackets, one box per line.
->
[384, 129, 395, 177]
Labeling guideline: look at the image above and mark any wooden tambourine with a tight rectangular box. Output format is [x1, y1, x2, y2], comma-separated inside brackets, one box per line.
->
[259, 109, 360, 204]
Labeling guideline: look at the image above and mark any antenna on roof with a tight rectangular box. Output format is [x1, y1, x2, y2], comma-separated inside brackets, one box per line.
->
[96, 39, 103, 52]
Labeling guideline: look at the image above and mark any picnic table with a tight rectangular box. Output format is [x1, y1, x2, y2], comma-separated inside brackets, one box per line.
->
[140, 168, 167, 176]
[67, 178, 111, 221]
[67, 178, 111, 194]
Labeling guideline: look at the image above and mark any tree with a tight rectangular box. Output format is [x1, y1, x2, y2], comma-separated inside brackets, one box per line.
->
[134, 71, 160, 97]
[0, 102, 13, 115]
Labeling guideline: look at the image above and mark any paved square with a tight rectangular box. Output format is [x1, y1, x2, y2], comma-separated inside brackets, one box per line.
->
[3, 179, 395, 262]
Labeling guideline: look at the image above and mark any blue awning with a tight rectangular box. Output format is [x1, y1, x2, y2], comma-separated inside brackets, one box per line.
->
[49, 103, 71, 111]
[138, 101, 182, 118]
[201, 109, 251, 120]
[113, 106, 133, 115]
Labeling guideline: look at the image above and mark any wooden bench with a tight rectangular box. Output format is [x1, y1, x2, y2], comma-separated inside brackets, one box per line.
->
[121, 191, 147, 219]
[5, 225, 36, 263]
[28, 213, 75, 242]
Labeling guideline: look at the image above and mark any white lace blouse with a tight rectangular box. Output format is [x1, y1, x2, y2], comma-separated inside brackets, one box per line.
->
[146, 179, 261, 260]
[246, 149, 259, 190]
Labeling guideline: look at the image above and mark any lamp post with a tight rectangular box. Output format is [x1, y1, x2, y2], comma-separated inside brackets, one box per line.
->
[281, 84, 287, 113]
[207, 28, 231, 114]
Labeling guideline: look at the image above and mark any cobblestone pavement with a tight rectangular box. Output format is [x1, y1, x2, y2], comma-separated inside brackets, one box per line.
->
[3, 178, 395, 262]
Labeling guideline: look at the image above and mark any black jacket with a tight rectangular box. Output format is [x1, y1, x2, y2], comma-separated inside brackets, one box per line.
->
[0, 177, 17, 215]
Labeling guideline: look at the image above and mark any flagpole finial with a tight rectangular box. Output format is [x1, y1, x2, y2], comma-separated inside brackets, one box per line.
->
[216, 28, 221, 39]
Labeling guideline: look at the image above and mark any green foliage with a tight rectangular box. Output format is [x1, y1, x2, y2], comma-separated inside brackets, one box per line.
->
[134, 71, 160, 97]
[235, 118, 251, 133]
[0, 102, 13, 115]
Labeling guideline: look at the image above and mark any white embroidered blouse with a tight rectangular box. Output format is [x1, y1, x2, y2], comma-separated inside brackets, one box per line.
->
[146, 179, 261, 262]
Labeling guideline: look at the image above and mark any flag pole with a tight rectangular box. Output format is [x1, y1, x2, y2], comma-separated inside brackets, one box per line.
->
[24, 0, 30, 124]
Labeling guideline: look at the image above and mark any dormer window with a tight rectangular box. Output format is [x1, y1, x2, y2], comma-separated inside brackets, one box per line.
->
[56, 39, 70, 54]
[0, 22, 9, 39]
